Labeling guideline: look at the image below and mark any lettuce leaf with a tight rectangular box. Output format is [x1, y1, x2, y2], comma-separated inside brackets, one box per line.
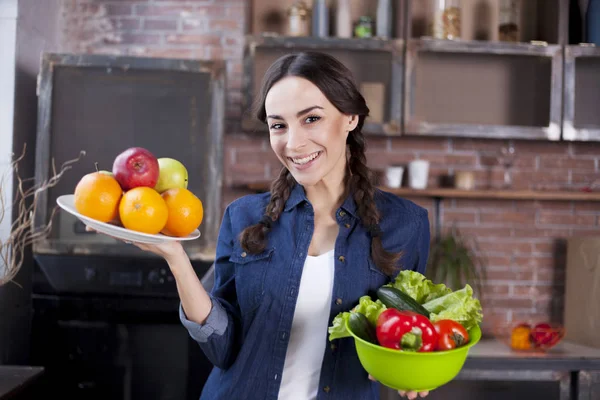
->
[422, 284, 483, 331]
[388, 270, 451, 304]
[328, 296, 386, 341]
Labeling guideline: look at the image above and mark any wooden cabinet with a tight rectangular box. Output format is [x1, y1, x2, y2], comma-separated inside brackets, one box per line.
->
[243, 0, 600, 142]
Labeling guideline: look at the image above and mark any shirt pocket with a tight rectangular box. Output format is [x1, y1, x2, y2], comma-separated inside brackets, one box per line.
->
[229, 245, 274, 315]
[367, 257, 390, 290]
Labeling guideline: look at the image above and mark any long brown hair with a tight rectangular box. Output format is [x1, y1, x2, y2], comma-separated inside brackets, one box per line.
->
[240, 52, 402, 276]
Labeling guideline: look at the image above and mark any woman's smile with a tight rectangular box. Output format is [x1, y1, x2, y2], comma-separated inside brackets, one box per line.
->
[288, 150, 323, 170]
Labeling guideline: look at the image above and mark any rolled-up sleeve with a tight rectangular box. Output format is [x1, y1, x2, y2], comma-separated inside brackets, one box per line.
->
[179, 296, 228, 342]
[179, 205, 242, 370]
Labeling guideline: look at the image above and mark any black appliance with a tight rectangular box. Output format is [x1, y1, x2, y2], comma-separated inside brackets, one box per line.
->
[29, 53, 225, 399]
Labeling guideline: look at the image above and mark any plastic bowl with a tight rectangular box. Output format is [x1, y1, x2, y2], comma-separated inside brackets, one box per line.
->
[346, 320, 482, 392]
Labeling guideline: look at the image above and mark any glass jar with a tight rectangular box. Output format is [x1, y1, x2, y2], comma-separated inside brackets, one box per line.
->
[432, 0, 462, 40]
[286, 1, 310, 37]
[498, 0, 520, 42]
[354, 16, 374, 38]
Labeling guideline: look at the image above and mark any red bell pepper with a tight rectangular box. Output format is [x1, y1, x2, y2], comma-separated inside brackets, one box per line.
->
[376, 309, 438, 352]
[433, 319, 469, 350]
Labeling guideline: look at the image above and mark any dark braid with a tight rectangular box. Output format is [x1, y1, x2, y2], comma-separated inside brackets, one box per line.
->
[346, 133, 403, 276]
[240, 167, 296, 253]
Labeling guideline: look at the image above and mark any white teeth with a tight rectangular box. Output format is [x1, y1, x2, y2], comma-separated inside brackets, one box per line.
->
[291, 152, 320, 165]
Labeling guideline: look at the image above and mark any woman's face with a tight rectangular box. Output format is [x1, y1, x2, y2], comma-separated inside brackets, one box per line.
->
[265, 76, 358, 188]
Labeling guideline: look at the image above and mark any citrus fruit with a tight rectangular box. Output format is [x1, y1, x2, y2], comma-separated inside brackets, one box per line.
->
[160, 188, 203, 237]
[119, 187, 168, 234]
[74, 172, 123, 223]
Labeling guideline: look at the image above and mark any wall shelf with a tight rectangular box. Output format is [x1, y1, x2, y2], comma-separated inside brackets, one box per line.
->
[244, 182, 600, 202]
[563, 44, 600, 141]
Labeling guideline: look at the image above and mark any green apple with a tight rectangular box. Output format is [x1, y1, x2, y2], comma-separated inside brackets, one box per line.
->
[98, 170, 114, 177]
[154, 158, 188, 193]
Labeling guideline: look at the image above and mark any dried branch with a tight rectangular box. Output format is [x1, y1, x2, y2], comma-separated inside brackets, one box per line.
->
[0, 143, 85, 286]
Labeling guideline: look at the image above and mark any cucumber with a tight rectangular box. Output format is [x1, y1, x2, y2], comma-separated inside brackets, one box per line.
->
[348, 312, 377, 344]
[376, 286, 431, 318]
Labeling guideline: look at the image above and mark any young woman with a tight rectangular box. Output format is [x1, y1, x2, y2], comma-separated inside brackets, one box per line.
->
[111, 52, 431, 399]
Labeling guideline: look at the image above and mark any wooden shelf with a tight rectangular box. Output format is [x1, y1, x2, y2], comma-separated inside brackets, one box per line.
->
[244, 183, 600, 202]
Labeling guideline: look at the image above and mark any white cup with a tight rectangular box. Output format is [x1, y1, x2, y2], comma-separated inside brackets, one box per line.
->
[408, 160, 430, 189]
[385, 166, 404, 188]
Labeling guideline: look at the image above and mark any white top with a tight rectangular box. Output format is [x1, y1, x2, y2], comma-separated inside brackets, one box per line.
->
[278, 249, 336, 400]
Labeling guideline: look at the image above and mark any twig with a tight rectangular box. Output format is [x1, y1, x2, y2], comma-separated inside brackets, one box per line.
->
[0, 143, 85, 286]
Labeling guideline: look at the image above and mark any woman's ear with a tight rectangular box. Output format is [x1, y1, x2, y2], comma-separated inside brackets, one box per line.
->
[348, 115, 359, 132]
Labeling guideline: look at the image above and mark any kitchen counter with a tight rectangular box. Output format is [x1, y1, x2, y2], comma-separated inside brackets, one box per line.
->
[0, 366, 44, 399]
[458, 339, 600, 400]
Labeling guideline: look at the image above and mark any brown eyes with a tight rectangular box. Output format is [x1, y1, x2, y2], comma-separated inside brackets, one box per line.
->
[269, 115, 321, 131]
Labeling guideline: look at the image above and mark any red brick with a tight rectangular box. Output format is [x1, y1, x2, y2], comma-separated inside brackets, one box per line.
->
[569, 227, 600, 236]
[105, 4, 133, 16]
[209, 19, 241, 32]
[520, 200, 573, 212]
[225, 134, 267, 151]
[105, 33, 162, 45]
[365, 137, 390, 151]
[441, 210, 477, 224]
[487, 298, 534, 310]
[146, 48, 196, 59]
[538, 212, 595, 226]
[236, 149, 277, 165]
[538, 156, 595, 170]
[513, 141, 569, 155]
[390, 137, 449, 152]
[420, 153, 477, 167]
[479, 210, 536, 225]
[135, 4, 196, 17]
[452, 199, 514, 210]
[452, 139, 509, 152]
[206, 45, 242, 60]
[570, 142, 600, 155]
[111, 17, 141, 30]
[479, 153, 535, 169]
[532, 240, 557, 254]
[514, 255, 555, 269]
[143, 19, 178, 31]
[572, 172, 599, 185]
[365, 150, 413, 171]
[574, 202, 600, 212]
[483, 284, 510, 296]
[451, 226, 513, 238]
[476, 240, 533, 254]
[182, 18, 208, 31]
[165, 34, 221, 45]
[511, 227, 569, 238]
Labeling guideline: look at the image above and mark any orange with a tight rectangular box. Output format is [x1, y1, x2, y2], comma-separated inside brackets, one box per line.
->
[74, 172, 123, 223]
[119, 187, 168, 234]
[160, 188, 203, 237]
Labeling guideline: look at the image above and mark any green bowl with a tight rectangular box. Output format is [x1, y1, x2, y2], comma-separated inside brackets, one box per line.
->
[347, 320, 482, 392]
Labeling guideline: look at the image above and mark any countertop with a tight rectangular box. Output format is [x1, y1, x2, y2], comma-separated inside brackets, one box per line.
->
[465, 338, 600, 370]
[0, 366, 44, 399]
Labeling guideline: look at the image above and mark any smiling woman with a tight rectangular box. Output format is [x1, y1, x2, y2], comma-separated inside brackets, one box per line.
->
[121, 51, 431, 400]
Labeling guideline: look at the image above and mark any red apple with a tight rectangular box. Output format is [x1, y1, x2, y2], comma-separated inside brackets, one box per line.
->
[112, 147, 159, 190]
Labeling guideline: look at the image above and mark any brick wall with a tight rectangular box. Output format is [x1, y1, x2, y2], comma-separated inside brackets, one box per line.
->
[60, 0, 600, 335]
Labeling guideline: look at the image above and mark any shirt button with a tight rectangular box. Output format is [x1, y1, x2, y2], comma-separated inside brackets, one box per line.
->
[344, 223, 350, 228]
[339, 211, 346, 217]
[338, 256, 345, 262]
[241, 252, 247, 258]
[335, 298, 342, 305]
[331, 343, 337, 351]
[323, 386, 331, 393]
[274, 374, 278, 380]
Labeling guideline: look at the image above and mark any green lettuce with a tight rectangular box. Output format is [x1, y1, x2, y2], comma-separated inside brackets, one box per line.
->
[388, 270, 451, 304]
[328, 295, 386, 341]
[422, 284, 483, 331]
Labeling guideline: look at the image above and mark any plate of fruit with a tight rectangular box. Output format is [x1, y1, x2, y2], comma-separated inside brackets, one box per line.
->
[57, 146, 203, 244]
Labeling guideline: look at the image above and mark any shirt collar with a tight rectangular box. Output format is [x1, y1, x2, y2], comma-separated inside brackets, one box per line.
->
[283, 183, 359, 219]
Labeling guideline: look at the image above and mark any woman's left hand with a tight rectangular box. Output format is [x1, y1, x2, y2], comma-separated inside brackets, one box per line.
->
[368, 375, 429, 399]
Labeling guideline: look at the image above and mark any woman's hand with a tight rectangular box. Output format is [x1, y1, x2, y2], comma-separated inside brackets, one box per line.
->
[368, 375, 429, 399]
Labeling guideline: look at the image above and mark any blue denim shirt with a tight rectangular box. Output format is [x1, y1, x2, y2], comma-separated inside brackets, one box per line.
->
[180, 184, 430, 400]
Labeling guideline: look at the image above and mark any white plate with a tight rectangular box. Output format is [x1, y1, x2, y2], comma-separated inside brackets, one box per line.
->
[57, 194, 201, 244]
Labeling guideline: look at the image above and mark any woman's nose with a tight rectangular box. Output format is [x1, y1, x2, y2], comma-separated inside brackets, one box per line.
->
[286, 127, 307, 150]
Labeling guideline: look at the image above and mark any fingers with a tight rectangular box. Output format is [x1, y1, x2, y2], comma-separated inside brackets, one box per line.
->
[85, 225, 95, 232]
[368, 374, 376, 382]
[398, 390, 429, 399]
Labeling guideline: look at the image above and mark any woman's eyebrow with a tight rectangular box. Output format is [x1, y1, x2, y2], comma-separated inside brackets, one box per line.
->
[267, 105, 324, 120]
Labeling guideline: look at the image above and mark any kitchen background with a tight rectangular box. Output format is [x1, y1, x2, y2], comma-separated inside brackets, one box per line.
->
[1, 0, 600, 399]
